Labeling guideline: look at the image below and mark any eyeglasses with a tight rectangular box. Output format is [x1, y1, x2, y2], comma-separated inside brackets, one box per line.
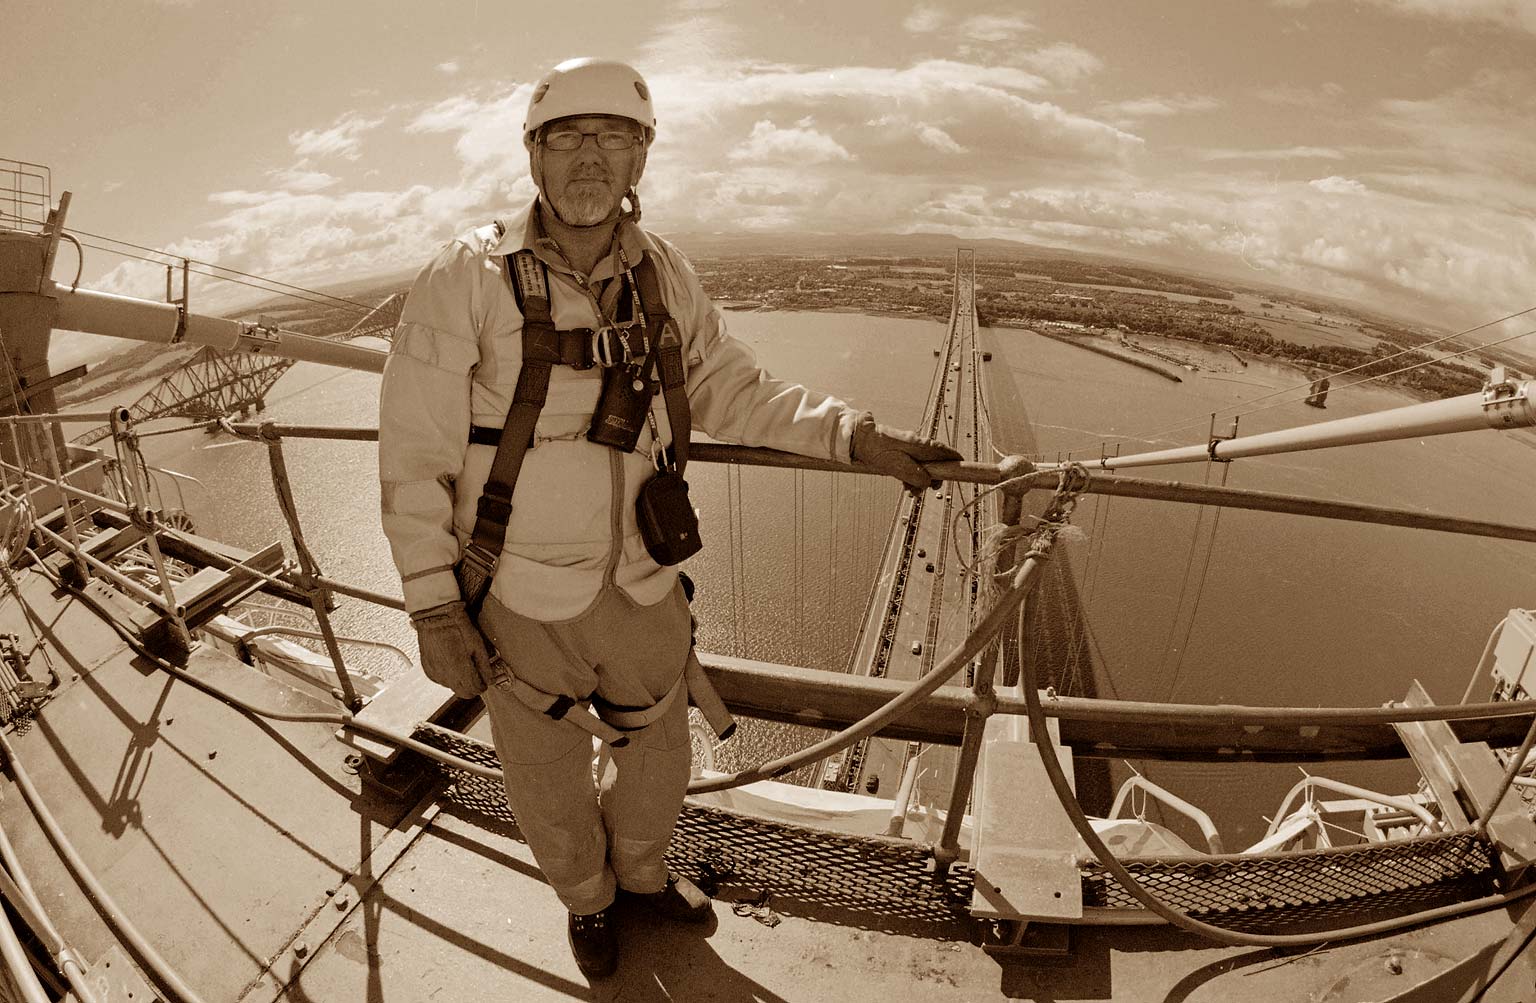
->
[541, 129, 641, 152]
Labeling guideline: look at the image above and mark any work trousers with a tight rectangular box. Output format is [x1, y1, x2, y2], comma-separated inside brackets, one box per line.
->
[477, 580, 694, 916]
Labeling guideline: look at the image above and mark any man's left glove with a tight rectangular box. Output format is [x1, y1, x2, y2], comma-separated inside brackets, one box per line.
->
[410, 600, 493, 699]
[850, 412, 963, 492]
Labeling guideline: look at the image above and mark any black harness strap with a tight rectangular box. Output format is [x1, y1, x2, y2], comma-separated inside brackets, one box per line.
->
[463, 246, 689, 583]
[633, 257, 689, 475]
[460, 252, 556, 588]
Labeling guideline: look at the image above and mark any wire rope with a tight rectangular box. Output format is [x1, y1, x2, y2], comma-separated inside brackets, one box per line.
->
[1052, 312, 1536, 461]
[64, 227, 379, 314]
[1155, 463, 1214, 681]
[1163, 462, 1230, 701]
[71, 240, 379, 320]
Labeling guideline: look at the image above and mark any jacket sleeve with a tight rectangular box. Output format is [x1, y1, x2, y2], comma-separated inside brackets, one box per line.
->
[378, 241, 483, 614]
[652, 240, 861, 463]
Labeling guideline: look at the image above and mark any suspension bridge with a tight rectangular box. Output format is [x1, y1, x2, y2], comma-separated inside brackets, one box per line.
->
[834, 248, 990, 806]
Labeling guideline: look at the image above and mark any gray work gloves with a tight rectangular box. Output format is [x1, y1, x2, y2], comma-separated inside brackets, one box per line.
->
[410, 600, 493, 699]
[850, 412, 963, 492]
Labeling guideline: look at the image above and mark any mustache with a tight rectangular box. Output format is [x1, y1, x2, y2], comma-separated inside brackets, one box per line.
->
[569, 168, 612, 182]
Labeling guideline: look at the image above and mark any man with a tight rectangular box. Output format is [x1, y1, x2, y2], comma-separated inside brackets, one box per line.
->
[378, 57, 960, 979]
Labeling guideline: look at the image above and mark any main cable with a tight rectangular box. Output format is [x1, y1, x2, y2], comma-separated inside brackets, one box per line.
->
[64, 226, 379, 314]
[72, 239, 380, 320]
[1052, 306, 1536, 461]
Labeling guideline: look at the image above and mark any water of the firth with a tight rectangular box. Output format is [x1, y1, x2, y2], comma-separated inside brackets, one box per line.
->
[126, 308, 1536, 847]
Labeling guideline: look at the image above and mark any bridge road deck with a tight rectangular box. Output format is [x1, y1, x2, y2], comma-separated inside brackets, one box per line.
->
[840, 250, 997, 815]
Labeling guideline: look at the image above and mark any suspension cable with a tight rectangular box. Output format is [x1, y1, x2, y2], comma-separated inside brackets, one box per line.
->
[1052, 311, 1536, 461]
[63, 226, 380, 314]
[70, 239, 380, 320]
[1230, 324, 1536, 425]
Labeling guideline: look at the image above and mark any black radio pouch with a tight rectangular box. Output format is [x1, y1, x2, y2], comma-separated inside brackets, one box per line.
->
[587, 364, 657, 453]
[637, 468, 701, 566]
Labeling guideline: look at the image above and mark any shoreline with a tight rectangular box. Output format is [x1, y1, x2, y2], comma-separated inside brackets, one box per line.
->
[60, 300, 1467, 412]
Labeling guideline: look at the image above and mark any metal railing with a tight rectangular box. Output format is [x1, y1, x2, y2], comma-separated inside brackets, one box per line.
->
[0, 159, 50, 233]
[4, 408, 1536, 970]
[10, 416, 1536, 865]
[1109, 774, 1224, 854]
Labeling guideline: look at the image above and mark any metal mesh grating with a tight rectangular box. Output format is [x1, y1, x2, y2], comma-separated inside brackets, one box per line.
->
[413, 723, 975, 927]
[1084, 831, 1496, 919]
[412, 724, 1500, 935]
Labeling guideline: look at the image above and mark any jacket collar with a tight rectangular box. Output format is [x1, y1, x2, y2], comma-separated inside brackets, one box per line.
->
[489, 198, 652, 285]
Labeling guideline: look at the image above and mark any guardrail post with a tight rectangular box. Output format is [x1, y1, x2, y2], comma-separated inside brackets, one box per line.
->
[257, 424, 363, 711]
[932, 458, 1038, 869]
[110, 409, 192, 654]
[37, 421, 89, 587]
[883, 743, 922, 837]
[933, 656, 996, 869]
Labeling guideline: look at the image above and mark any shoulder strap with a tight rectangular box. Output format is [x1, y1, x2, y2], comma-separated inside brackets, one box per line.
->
[463, 250, 558, 577]
[633, 251, 691, 476]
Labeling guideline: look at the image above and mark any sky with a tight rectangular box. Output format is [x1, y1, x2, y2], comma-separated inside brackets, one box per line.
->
[4, 0, 1535, 369]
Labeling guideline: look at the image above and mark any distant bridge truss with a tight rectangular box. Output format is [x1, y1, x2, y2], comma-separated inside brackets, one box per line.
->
[75, 292, 402, 445]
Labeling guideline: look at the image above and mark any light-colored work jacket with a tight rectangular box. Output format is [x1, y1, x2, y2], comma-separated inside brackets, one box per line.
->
[379, 200, 860, 621]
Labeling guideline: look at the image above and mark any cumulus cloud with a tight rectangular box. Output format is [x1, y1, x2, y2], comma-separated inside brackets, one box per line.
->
[1198, 146, 1346, 161]
[1277, 0, 1536, 34]
[1309, 175, 1367, 194]
[868, 114, 965, 154]
[1009, 42, 1103, 86]
[958, 13, 1034, 42]
[267, 167, 340, 192]
[903, 5, 947, 33]
[728, 120, 854, 163]
[1377, 69, 1536, 188]
[289, 113, 385, 161]
[407, 86, 531, 169]
[437, 60, 460, 76]
[649, 59, 1137, 177]
[93, 183, 457, 311]
[1097, 94, 1222, 119]
[920, 174, 1536, 331]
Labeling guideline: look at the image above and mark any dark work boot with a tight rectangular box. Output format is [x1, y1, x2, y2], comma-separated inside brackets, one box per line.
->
[567, 908, 618, 978]
[619, 872, 713, 923]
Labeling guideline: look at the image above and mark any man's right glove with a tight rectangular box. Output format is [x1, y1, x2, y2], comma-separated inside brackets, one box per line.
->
[410, 600, 493, 699]
[850, 412, 963, 492]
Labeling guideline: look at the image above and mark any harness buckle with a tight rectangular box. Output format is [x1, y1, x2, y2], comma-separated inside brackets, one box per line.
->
[591, 326, 633, 369]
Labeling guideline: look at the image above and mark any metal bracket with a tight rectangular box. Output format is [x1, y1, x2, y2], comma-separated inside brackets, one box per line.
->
[242, 318, 282, 352]
[1481, 366, 1528, 410]
[81, 945, 156, 1002]
[981, 919, 1072, 959]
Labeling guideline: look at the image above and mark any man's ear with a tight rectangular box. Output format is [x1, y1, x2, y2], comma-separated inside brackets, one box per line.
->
[529, 146, 545, 191]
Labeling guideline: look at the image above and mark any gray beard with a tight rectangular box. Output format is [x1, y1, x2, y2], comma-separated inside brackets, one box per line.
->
[555, 182, 619, 226]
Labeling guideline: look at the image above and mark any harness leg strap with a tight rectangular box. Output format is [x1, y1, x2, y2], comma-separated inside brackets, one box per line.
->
[684, 650, 736, 740]
[501, 670, 631, 748]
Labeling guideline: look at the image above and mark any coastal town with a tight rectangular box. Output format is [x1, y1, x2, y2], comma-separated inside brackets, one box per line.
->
[68, 247, 1516, 408]
[693, 252, 1509, 400]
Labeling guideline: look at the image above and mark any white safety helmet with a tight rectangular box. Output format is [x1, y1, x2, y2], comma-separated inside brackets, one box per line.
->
[523, 58, 656, 149]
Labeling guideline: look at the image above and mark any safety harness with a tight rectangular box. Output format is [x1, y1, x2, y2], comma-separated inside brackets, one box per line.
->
[455, 232, 731, 746]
